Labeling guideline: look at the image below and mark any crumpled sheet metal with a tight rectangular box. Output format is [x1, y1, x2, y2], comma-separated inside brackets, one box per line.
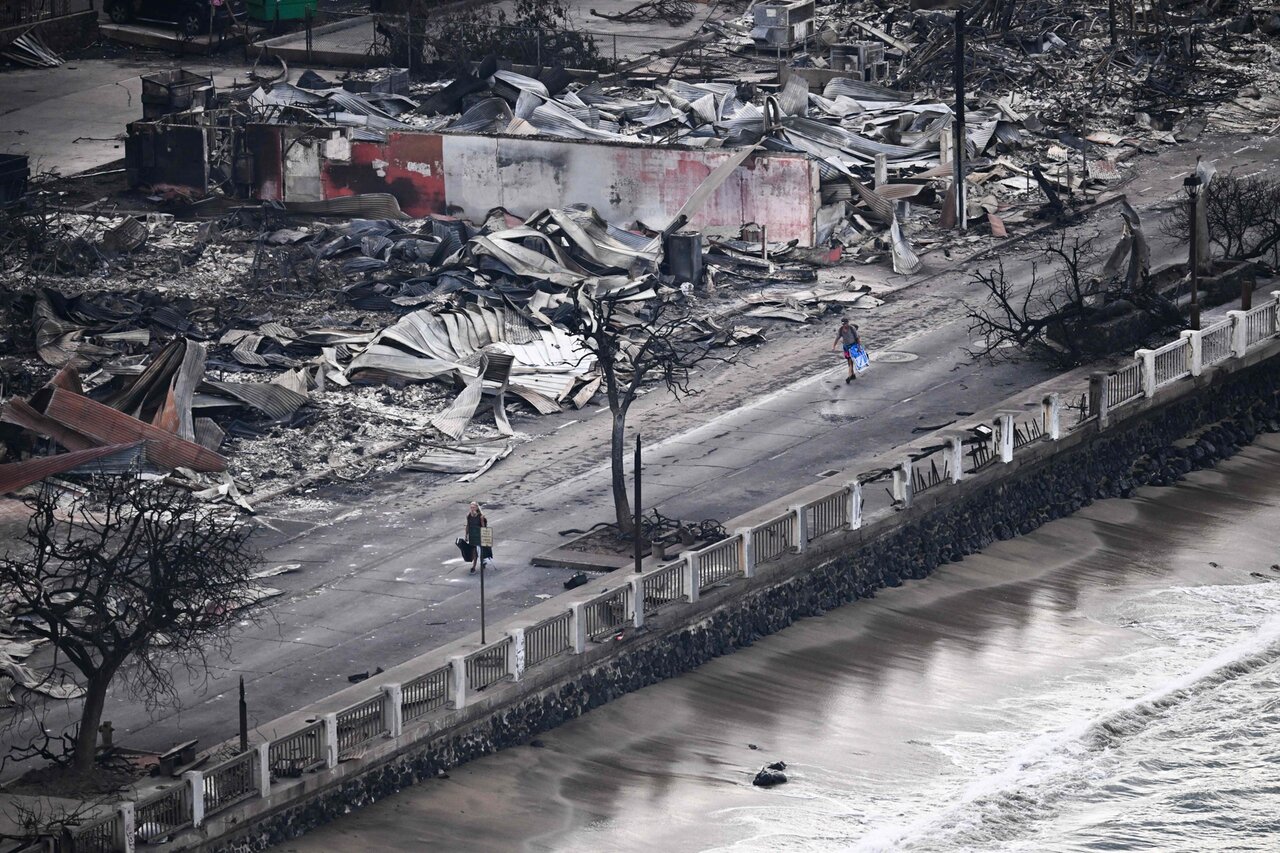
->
[0, 443, 143, 496]
[890, 217, 922, 276]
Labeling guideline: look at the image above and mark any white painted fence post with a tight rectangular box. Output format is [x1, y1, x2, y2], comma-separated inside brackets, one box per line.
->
[680, 552, 699, 602]
[1042, 394, 1061, 441]
[790, 505, 808, 552]
[848, 481, 863, 529]
[184, 770, 205, 828]
[627, 578, 645, 627]
[946, 435, 965, 481]
[381, 683, 403, 736]
[735, 527, 755, 577]
[997, 413, 1015, 463]
[1182, 329, 1203, 376]
[117, 801, 136, 853]
[506, 628, 526, 681]
[1273, 291, 1280, 332]
[1135, 349, 1156, 396]
[449, 658, 467, 708]
[256, 742, 271, 798]
[1227, 310, 1249, 358]
[1089, 373, 1110, 429]
[321, 713, 339, 768]
[891, 459, 912, 507]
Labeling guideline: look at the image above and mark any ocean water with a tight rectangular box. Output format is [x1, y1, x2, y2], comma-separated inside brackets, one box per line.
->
[283, 437, 1280, 853]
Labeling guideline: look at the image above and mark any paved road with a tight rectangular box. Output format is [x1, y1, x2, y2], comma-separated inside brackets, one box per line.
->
[7, 135, 1278, 769]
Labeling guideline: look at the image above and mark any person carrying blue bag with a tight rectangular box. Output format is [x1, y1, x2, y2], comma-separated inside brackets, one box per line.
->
[831, 317, 870, 384]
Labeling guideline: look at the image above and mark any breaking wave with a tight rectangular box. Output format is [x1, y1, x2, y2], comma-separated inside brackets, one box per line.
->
[852, 608, 1280, 852]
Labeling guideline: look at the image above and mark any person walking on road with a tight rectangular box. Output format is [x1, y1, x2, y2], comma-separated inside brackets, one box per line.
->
[465, 502, 487, 574]
[832, 318, 864, 384]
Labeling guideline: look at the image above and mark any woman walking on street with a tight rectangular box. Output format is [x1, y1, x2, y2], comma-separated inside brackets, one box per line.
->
[465, 502, 487, 574]
[832, 318, 863, 384]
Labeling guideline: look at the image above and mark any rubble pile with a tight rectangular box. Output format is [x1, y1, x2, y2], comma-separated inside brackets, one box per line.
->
[1, 191, 876, 505]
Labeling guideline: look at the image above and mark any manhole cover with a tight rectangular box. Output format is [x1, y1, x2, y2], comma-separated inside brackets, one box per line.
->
[872, 351, 918, 363]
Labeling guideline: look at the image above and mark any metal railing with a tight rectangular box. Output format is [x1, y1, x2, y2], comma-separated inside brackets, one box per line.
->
[1152, 339, 1191, 387]
[910, 447, 950, 495]
[202, 752, 256, 816]
[1246, 302, 1276, 347]
[582, 587, 631, 640]
[465, 638, 512, 691]
[401, 664, 451, 723]
[750, 514, 793, 564]
[135, 785, 191, 843]
[1107, 361, 1143, 409]
[524, 612, 573, 668]
[695, 537, 741, 589]
[805, 491, 847, 540]
[267, 720, 325, 778]
[641, 561, 686, 615]
[66, 815, 117, 853]
[335, 696, 386, 755]
[1201, 319, 1233, 366]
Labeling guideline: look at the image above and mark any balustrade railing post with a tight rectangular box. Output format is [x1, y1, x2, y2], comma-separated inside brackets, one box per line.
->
[184, 770, 205, 828]
[321, 713, 339, 768]
[507, 628, 526, 680]
[848, 481, 863, 529]
[1182, 329, 1203, 376]
[1089, 373, 1109, 428]
[117, 801, 136, 853]
[1273, 292, 1280, 332]
[627, 577, 645, 627]
[945, 434, 965, 481]
[1227, 310, 1249, 358]
[256, 741, 271, 799]
[997, 413, 1015, 463]
[381, 683, 403, 737]
[891, 459, 912, 507]
[448, 657, 467, 707]
[735, 527, 755, 577]
[1135, 349, 1156, 397]
[570, 603, 587, 652]
[680, 553, 699, 602]
[790, 505, 807, 551]
[1042, 394, 1060, 440]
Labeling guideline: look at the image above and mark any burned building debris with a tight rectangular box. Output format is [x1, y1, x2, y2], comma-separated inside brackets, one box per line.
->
[3, 0, 1279, 506]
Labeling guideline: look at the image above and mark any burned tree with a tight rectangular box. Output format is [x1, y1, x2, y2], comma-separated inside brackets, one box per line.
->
[562, 283, 713, 535]
[967, 227, 1177, 369]
[385, 0, 604, 73]
[1162, 171, 1280, 267]
[0, 477, 260, 776]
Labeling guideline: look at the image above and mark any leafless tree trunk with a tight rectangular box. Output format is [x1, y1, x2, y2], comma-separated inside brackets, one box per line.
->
[0, 476, 261, 775]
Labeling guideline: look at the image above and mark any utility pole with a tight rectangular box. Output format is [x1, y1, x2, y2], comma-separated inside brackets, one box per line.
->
[238, 676, 248, 753]
[953, 8, 966, 231]
[633, 434, 643, 573]
[1185, 172, 1202, 330]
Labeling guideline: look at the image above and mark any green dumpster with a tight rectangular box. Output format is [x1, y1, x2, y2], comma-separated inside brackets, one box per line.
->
[246, 0, 316, 23]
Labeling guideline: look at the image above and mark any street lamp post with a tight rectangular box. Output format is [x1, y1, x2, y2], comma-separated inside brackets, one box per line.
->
[1184, 173, 1202, 330]
[953, 8, 966, 231]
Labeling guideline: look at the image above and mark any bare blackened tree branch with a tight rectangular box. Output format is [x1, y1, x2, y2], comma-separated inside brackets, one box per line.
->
[0, 476, 262, 775]
[1161, 172, 1280, 268]
[966, 234, 1177, 369]
[561, 283, 721, 533]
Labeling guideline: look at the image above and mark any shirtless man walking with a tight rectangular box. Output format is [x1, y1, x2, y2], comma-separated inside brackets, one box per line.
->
[832, 318, 862, 384]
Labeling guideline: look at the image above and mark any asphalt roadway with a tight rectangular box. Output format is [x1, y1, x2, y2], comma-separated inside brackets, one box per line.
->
[7, 135, 1279, 771]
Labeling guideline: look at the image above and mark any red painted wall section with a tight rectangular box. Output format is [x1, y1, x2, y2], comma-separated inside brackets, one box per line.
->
[319, 132, 446, 217]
